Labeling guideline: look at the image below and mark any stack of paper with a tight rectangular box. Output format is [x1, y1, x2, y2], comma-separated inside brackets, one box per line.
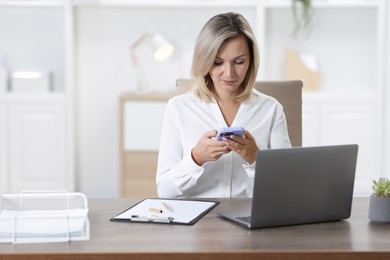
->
[0, 192, 90, 244]
[0, 209, 89, 243]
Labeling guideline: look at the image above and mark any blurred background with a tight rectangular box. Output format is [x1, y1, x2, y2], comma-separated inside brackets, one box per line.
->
[0, 0, 389, 198]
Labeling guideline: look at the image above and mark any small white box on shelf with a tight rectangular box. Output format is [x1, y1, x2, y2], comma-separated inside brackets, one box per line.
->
[11, 71, 51, 93]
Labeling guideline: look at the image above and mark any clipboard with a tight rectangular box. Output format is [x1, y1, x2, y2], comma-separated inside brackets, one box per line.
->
[110, 198, 219, 225]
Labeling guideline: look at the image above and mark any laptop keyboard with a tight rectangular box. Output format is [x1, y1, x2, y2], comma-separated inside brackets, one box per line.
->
[236, 216, 251, 223]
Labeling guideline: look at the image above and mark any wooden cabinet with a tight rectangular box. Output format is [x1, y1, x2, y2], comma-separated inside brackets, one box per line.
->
[121, 151, 159, 198]
[119, 92, 175, 197]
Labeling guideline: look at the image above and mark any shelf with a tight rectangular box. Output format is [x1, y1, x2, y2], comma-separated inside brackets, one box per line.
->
[0, 92, 68, 102]
[0, 0, 64, 7]
[263, 0, 379, 8]
[72, 0, 380, 8]
[73, 0, 257, 8]
[302, 90, 379, 102]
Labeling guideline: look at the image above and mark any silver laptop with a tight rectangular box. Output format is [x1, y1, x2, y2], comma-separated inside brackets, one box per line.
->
[217, 144, 358, 229]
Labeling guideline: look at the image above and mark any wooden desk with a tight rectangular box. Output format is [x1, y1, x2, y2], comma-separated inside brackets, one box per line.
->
[1, 197, 390, 259]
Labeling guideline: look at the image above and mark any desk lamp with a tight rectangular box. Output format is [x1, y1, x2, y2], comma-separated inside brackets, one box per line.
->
[130, 32, 175, 92]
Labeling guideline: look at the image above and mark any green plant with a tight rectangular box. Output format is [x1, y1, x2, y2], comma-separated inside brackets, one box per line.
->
[372, 178, 390, 198]
[292, 0, 313, 36]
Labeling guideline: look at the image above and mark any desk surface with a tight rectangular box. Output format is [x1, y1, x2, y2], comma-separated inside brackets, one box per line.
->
[1, 197, 390, 260]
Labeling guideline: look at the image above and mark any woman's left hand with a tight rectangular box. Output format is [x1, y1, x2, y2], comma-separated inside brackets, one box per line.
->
[225, 130, 259, 164]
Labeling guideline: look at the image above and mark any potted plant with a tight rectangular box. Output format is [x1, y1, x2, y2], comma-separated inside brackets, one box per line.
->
[292, 0, 313, 36]
[368, 178, 390, 223]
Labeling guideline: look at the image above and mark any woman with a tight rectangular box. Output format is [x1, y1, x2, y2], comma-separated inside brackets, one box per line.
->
[156, 12, 291, 198]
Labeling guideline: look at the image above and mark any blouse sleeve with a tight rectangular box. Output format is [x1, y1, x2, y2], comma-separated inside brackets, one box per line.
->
[156, 99, 203, 198]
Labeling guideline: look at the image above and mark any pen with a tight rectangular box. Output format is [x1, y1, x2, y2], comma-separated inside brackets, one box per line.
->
[149, 208, 163, 213]
[150, 215, 174, 223]
[130, 215, 149, 222]
[130, 215, 173, 223]
[163, 202, 174, 212]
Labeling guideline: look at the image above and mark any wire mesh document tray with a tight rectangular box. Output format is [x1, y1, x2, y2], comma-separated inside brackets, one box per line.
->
[0, 191, 90, 244]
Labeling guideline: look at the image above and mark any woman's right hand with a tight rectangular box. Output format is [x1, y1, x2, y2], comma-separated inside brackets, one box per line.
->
[191, 130, 231, 166]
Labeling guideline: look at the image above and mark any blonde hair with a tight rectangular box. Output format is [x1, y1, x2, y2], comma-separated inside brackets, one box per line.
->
[191, 12, 260, 102]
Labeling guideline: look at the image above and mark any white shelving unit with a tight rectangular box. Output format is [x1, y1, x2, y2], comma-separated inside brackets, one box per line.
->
[0, 0, 74, 193]
[256, 0, 387, 196]
[0, 0, 388, 197]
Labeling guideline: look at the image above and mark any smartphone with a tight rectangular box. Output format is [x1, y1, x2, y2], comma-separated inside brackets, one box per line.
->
[216, 127, 245, 141]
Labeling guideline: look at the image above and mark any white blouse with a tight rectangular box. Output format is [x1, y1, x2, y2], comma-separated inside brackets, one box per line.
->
[156, 89, 291, 198]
